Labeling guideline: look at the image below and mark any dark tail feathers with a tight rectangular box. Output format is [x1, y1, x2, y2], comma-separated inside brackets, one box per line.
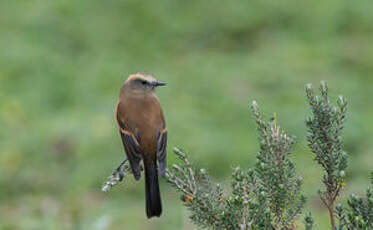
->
[144, 159, 162, 218]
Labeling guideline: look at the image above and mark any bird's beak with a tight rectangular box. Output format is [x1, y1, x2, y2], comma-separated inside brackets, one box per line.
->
[154, 81, 167, 87]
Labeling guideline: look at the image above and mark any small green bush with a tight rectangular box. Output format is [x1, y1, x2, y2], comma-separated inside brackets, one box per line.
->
[104, 82, 372, 230]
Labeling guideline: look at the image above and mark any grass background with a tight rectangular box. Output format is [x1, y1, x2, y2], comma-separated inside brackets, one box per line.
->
[1, 0, 372, 229]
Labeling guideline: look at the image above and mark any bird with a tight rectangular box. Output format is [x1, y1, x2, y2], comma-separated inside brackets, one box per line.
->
[115, 72, 167, 218]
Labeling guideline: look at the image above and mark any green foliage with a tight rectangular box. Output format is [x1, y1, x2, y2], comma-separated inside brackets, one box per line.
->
[305, 82, 348, 229]
[304, 213, 315, 230]
[166, 148, 230, 229]
[306, 82, 348, 205]
[251, 101, 306, 229]
[165, 102, 306, 230]
[305, 82, 373, 230]
[335, 172, 373, 230]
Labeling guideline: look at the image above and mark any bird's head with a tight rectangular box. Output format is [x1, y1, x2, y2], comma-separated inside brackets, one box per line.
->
[123, 72, 166, 94]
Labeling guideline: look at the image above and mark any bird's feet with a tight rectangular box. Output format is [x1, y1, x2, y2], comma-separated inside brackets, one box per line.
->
[113, 159, 128, 181]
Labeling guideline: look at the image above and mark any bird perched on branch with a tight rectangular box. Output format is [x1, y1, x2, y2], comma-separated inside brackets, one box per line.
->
[115, 72, 167, 218]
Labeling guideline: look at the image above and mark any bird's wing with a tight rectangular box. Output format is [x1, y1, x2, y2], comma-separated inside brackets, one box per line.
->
[156, 126, 167, 177]
[115, 102, 142, 180]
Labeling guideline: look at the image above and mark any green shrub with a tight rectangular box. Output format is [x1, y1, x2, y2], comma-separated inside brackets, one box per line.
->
[103, 82, 372, 230]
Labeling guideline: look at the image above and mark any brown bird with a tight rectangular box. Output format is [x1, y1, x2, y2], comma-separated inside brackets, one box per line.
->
[115, 72, 167, 218]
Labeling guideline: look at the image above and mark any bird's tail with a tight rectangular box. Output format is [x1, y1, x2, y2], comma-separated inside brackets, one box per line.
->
[144, 158, 162, 218]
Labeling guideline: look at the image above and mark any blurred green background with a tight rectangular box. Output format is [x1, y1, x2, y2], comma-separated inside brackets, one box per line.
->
[1, 0, 372, 229]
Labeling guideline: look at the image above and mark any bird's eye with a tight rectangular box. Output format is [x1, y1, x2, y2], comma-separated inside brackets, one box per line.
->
[141, 80, 147, 85]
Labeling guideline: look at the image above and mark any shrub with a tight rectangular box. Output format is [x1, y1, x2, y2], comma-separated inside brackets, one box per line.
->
[103, 82, 372, 230]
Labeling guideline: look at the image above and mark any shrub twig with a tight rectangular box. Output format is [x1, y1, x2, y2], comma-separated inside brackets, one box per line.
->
[305, 81, 348, 230]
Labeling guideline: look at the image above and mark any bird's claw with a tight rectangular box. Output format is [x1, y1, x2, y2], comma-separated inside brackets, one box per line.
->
[119, 171, 125, 181]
